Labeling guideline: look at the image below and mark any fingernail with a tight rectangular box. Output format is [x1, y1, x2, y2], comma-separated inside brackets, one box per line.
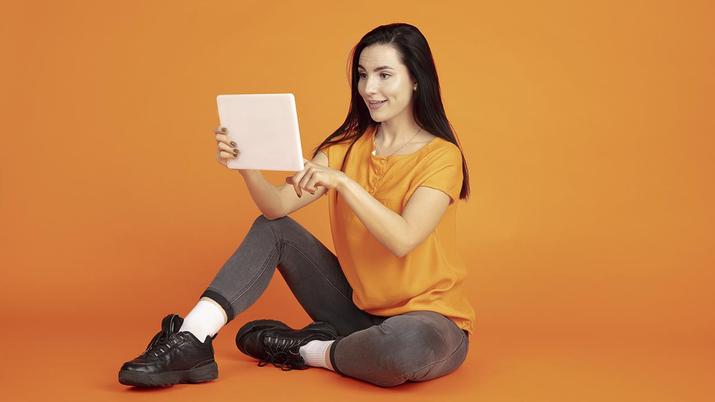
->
[230, 141, 236, 146]
[221, 128, 227, 133]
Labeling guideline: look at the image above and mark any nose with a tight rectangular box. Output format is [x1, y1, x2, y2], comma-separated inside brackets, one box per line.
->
[364, 76, 379, 95]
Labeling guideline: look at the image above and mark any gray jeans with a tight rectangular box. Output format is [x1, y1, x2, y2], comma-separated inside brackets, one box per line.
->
[201, 215, 469, 387]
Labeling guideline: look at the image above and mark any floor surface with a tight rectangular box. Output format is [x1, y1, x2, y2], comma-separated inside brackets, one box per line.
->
[4, 314, 711, 402]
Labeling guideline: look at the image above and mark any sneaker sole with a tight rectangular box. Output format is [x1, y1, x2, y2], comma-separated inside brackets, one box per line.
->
[235, 319, 289, 355]
[118, 361, 218, 387]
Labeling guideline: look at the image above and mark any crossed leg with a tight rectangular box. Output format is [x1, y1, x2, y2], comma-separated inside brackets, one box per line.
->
[201, 215, 468, 387]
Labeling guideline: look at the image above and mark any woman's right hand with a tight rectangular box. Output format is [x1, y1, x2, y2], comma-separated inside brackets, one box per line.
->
[214, 126, 240, 168]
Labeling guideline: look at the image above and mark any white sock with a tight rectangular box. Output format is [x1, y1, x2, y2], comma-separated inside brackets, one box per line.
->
[178, 297, 228, 343]
[299, 340, 335, 371]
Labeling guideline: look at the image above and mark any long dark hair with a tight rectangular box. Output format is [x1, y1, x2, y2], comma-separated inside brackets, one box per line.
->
[311, 23, 470, 201]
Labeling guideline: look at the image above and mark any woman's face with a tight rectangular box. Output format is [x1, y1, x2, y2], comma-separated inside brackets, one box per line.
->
[357, 44, 416, 123]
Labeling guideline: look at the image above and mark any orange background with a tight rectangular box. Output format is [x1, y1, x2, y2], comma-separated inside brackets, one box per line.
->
[1, 0, 713, 401]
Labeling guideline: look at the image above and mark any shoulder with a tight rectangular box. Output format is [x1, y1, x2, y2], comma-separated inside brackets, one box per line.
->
[319, 133, 367, 169]
[423, 135, 462, 163]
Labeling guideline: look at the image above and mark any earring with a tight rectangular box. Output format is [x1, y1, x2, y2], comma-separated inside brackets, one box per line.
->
[413, 84, 417, 91]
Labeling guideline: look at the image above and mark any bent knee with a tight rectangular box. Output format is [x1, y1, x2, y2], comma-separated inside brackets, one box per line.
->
[253, 214, 295, 227]
[369, 322, 446, 382]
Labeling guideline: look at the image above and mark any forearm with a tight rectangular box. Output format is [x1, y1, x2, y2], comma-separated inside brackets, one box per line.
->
[238, 170, 284, 219]
[336, 176, 409, 257]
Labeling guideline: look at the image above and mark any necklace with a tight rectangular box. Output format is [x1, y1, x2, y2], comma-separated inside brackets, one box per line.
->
[371, 125, 423, 158]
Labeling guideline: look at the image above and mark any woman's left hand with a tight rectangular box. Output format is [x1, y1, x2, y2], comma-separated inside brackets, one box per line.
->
[285, 159, 346, 197]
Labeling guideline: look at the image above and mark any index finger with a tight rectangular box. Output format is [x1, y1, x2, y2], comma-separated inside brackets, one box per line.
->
[290, 169, 307, 197]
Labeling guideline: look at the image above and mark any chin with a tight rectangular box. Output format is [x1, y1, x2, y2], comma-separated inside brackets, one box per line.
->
[368, 112, 383, 122]
[370, 111, 394, 122]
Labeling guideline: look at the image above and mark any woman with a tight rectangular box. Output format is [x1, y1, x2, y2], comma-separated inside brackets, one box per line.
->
[118, 22, 475, 388]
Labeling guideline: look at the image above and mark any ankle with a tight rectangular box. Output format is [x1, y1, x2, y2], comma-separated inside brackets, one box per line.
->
[299, 340, 335, 371]
[179, 299, 227, 342]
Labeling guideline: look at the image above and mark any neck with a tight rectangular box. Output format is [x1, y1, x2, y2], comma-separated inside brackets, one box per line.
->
[377, 117, 421, 147]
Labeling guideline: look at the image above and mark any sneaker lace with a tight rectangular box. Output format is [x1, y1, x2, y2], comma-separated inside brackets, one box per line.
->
[143, 333, 184, 358]
[144, 331, 167, 353]
[257, 335, 305, 371]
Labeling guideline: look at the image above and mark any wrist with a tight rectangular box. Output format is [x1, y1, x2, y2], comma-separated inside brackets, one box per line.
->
[336, 173, 351, 192]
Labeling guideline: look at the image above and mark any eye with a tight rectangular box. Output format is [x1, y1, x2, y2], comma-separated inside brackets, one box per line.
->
[357, 72, 391, 79]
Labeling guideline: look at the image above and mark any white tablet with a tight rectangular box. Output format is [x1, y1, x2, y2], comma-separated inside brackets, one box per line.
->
[216, 93, 305, 171]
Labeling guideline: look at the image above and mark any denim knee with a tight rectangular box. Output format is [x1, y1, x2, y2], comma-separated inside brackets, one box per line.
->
[252, 214, 296, 233]
[372, 320, 446, 387]
[252, 214, 273, 226]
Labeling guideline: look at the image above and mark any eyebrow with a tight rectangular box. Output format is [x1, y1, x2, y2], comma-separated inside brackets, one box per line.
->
[357, 65, 394, 72]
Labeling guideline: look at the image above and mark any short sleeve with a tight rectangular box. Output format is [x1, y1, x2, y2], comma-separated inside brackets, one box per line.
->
[321, 140, 352, 171]
[316, 143, 339, 170]
[414, 145, 463, 204]
[323, 144, 339, 170]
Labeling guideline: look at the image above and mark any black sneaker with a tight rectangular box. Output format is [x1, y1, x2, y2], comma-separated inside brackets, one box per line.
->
[235, 319, 339, 371]
[118, 317, 218, 387]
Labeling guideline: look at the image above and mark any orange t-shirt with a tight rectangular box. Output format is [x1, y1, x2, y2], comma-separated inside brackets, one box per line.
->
[323, 125, 476, 335]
